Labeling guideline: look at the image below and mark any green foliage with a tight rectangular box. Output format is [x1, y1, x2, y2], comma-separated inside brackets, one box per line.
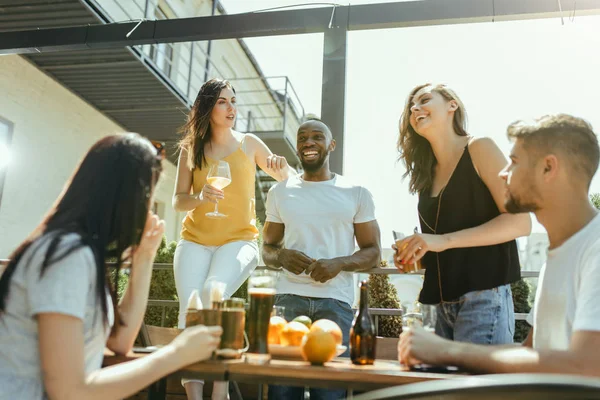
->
[109, 237, 180, 328]
[255, 218, 264, 251]
[592, 193, 600, 210]
[231, 278, 248, 302]
[511, 279, 532, 343]
[367, 273, 403, 338]
[144, 237, 179, 328]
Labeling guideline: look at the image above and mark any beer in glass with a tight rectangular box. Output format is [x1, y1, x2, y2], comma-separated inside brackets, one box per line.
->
[246, 269, 278, 364]
[393, 231, 424, 273]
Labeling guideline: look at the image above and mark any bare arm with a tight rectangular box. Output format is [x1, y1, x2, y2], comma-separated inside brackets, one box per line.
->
[397, 138, 531, 265]
[39, 314, 221, 400]
[399, 326, 600, 377]
[262, 221, 313, 274]
[444, 137, 532, 247]
[523, 327, 533, 348]
[307, 220, 382, 282]
[447, 330, 600, 376]
[335, 220, 382, 272]
[172, 147, 222, 212]
[246, 134, 296, 182]
[446, 138, 531, 244]
[262, 221, 286, 269]
[106, 215, 164, 355]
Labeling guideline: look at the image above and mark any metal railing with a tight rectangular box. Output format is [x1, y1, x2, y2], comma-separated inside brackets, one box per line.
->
[143, 263, 539, 328]
[231, 76, 305, 144]
[88, 0, 305, 142]
[87, 0, 305, 212]
[0, 259, 539, 328]
[91, 0, 225, 104]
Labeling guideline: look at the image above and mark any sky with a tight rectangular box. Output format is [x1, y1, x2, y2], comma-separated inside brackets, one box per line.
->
[221, 0, 600, 245]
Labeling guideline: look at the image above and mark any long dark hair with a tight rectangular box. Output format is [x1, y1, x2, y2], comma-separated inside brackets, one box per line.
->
[179, 78, 235, 170]
[398, 83, 468, 194]
[0, 133, 162, 332]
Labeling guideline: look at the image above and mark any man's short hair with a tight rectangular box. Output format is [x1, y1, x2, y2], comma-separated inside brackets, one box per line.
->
[302, 113, 321, 122]
[507, 114, 600, 186]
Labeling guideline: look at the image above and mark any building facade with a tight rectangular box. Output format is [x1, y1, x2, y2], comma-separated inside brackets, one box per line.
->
[0, 0, 304, 257]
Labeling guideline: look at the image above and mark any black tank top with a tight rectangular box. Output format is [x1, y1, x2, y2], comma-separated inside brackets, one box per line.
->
[417, 145, 520, 304]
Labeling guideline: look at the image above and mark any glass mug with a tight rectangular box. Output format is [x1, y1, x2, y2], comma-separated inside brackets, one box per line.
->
[245, 269, 279, 364]
[393, 230, 424, 273]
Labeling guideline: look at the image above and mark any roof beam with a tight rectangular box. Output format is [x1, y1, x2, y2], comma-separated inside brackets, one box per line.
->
[1, 0, 599, 55]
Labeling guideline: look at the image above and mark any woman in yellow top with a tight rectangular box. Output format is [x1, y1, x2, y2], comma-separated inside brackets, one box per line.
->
[173, 78, 295, 400]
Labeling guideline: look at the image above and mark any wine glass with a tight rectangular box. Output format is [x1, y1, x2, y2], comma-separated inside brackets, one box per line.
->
[205, 160, 231, 219]
[401, 303, 437, 333]
[421, 304, 437, 332]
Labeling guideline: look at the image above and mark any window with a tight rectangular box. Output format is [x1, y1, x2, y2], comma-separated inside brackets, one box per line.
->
[0, 117, 14, 208]
[149, 6, 174, 76]
[153, 201, 165, 219]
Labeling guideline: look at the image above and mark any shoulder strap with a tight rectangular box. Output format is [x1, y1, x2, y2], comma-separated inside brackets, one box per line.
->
[240, 133, 248, 154]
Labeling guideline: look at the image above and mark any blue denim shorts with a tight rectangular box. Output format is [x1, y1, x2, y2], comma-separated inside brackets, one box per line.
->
[435, 283, 515, 344]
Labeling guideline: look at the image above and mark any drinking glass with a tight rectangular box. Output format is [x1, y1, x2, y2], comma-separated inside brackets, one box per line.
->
[205, 160, 231, 219]
[421, 304, 437, 332]
[246, 269, 279, 364]
[393, 230, 423, 273]
[402, 304, 437, 333]
[271, 306, 286, 318]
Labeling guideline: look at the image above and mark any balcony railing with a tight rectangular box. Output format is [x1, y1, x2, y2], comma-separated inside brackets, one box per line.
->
[88, 0, 305, 143]
[144, 263, 537, 328]
[0, 259, 538, 330]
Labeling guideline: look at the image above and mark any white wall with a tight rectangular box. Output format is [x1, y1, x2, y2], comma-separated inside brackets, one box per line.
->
[0, 55, 180, 258]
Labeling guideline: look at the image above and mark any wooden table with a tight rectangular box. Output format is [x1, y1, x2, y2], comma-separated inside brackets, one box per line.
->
[103, 351, 464, 399]
[228, 358, 459, 392]
[103, 349, 231, 382]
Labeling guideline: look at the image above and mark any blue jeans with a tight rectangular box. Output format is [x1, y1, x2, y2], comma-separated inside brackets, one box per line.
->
[435, 284, 515, 344]
[268, 294, 354, 400]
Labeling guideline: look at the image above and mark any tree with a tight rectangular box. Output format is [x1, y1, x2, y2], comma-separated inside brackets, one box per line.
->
[592, 193, 600, 210]
[511, 279, 532, 343]
[367, 271, 403, 338]
[143, 237, 179, 327]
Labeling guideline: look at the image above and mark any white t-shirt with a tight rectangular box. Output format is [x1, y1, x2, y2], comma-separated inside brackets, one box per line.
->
[526, 213, 600, 350]
[265, 173, 376, 306]
[0, 233, 114, 400]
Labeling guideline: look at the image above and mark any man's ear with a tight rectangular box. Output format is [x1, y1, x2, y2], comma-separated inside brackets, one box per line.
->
[542, 154, 559, 182]
[329, 139, 336, 152]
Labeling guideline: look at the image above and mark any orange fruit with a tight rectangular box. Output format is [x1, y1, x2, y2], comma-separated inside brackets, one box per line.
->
[301, 329, 337, 365]
[268, 316, 287, 345]
[280, 321, 309, 346]
[309, 319, 343, 346]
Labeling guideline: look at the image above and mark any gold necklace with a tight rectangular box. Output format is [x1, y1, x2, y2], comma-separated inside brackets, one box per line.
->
[418, 185, 463, 305]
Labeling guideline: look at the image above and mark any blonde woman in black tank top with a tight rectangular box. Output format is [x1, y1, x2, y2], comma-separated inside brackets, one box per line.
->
[393, 83, 531, 345]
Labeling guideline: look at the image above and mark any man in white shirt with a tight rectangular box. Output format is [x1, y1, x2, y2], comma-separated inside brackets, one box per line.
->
[398, 114, 600, 377]
[263, 119, 381, 400]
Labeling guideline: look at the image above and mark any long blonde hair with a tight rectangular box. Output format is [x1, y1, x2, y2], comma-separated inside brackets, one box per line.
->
[397, 83, 468, 194]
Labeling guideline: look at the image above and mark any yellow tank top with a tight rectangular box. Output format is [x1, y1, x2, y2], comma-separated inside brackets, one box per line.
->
[181, 143, 259, 246]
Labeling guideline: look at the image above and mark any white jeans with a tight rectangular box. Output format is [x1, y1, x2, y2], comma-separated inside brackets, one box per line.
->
[175, 239, 258, 392]
[174, 239, 259, 329]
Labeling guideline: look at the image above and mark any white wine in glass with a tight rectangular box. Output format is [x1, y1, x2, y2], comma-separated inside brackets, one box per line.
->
[206, 160, 231, 218]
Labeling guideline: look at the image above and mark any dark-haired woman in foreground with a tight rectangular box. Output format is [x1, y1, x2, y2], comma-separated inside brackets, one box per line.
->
[0, 133, 221, 400]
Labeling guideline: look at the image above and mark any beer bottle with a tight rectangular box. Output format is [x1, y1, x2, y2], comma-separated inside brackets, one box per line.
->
[350, 280, 376, 365]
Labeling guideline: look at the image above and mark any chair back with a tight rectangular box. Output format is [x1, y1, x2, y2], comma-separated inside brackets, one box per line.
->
[351, 373, 600, 400]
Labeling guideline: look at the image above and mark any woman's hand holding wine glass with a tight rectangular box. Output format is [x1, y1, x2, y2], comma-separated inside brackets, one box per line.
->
[205, 160, 231, 218]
